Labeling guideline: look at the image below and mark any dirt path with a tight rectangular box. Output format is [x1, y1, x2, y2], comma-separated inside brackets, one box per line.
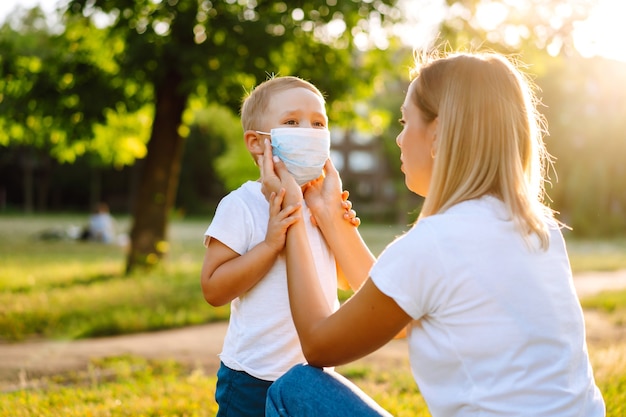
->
[2, 270, 626, 392]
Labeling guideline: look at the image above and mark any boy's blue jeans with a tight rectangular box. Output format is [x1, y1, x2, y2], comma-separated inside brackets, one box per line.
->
[265, 364, 393, 417]
[215, 362, 273, 417]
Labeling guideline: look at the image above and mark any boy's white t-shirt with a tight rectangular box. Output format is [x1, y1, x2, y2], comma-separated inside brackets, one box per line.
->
[370, 196, 605, 416]
[205, 181, 338, 381]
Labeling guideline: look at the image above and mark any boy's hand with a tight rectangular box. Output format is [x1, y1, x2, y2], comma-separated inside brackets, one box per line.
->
[264, 189, 301, 253]
[260, 139, 302, 206]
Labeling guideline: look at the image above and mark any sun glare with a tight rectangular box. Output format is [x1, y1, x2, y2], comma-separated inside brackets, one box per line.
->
[0, 0, 625, 63]
[574, 0, 626, 63]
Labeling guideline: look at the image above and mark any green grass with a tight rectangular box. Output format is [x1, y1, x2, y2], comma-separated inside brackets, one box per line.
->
[1, 214, 625, 415]
[581, 289, 626, 327]
[0, 349, 623, 416]
[0, 214, 227, 341]
[0, 356, 219, 416]
[0, 215, 408, 342]
[565, 237, 626, 273]
[1, 214, 626, 341]
[0, 355, 430, 417]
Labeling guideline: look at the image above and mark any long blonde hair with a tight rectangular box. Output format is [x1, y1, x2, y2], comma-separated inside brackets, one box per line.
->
[413, 52, 554, 249]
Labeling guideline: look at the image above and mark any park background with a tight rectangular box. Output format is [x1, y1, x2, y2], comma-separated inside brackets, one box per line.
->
[0, 0, 625, 415]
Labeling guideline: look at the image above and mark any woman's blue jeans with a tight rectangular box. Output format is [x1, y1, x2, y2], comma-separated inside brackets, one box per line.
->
[265, 364, 393, 417]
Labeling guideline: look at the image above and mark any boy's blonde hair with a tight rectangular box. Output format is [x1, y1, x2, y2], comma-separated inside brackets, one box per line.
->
[240, 76, 326, 131]
[412, 52, 554, 249]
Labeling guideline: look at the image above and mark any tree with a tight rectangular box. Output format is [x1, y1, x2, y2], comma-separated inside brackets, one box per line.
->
[0, 6, 149, 211]
[65, 0, 403, 273]
[438, 0, 595, 59]
[537, 55, 626, 236]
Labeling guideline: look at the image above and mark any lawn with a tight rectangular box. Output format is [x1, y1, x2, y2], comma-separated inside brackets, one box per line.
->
[0, 213, 624, 416]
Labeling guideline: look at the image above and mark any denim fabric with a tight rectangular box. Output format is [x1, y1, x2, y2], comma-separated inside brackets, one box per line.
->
[215, 362, 273, 417]
[265, 364, 393, 417]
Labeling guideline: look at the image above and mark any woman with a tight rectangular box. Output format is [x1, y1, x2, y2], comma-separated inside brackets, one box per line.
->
[261, 51, 605, 416]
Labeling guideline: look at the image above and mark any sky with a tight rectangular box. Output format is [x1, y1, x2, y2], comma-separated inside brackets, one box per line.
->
[1, 0, 625, 63]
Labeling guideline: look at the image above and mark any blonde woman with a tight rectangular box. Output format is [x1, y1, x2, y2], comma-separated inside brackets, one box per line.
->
[261, 52, 605, 416]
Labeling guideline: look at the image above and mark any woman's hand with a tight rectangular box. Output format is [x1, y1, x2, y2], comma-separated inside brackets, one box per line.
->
[340, 191, 361, 227]
[304, 158, 360, 227]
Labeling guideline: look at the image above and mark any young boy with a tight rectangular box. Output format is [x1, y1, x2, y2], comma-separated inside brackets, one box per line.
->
[200, 76, 360, 417]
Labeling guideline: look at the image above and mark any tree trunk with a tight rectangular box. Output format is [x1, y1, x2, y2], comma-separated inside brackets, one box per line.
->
[20, 148, 35, 214]
[125, 69, 188, 274]
[36, 154, 52, 212]
[89, 167, 102, 210]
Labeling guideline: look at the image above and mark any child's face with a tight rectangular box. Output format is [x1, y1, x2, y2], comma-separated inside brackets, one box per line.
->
[246, 87, 328, 176]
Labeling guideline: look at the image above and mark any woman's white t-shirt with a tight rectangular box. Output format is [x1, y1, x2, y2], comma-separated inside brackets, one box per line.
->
[370, 196, 605, 416]
[205, 181, 338, 381]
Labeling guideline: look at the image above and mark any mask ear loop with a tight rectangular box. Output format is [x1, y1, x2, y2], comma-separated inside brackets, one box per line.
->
[256, 131, 272, 146]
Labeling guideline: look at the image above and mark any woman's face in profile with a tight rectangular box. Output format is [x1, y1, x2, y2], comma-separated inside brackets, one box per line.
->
[396, 82, 437, 197]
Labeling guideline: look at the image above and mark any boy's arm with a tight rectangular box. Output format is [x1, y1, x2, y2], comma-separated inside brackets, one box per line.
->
[201, 237, 283, 306]
[200, 190, 300, 307]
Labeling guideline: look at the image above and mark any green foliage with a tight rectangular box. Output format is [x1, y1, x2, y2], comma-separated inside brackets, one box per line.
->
[538, 57, 626, 237]
[438, 0, 594, 58]
[0, 8, 150, 166]
[66, 0, 403, 116]
[90, 104, 153, 167]
[195, 103, 257, 192]
[176, 101, 245, 213]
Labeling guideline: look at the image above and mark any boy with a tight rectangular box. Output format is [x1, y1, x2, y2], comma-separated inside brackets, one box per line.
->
[200, 76, 360, 416]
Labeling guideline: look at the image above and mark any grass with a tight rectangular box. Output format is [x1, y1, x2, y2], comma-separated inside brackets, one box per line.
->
[1, 213, 625, 415]
[565, 235, 626, 273]
[0, 214, 229, 341]
[0, 356, 220, 416]
[0, 355, 433, 417]
[581, 289, 626, 326]
[0, 215, 409, 342]
[0, 349, 623, 416]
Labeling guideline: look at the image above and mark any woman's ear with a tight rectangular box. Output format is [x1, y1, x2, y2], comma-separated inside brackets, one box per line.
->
[244, 130, 266, 161]
[430, 117, 439, 139]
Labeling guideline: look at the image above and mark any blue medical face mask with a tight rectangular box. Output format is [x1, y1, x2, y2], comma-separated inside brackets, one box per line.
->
[257, 127, 330, 185]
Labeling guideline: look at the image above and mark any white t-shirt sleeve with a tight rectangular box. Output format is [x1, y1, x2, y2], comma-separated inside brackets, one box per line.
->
[204, 192, 254, 255]
[370, 222, 446, 320]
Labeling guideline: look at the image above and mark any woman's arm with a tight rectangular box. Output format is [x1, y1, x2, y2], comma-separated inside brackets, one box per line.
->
[286, 215, 411, 366]
[304, 159, 375, 291]
[262, 148, 412, 366]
